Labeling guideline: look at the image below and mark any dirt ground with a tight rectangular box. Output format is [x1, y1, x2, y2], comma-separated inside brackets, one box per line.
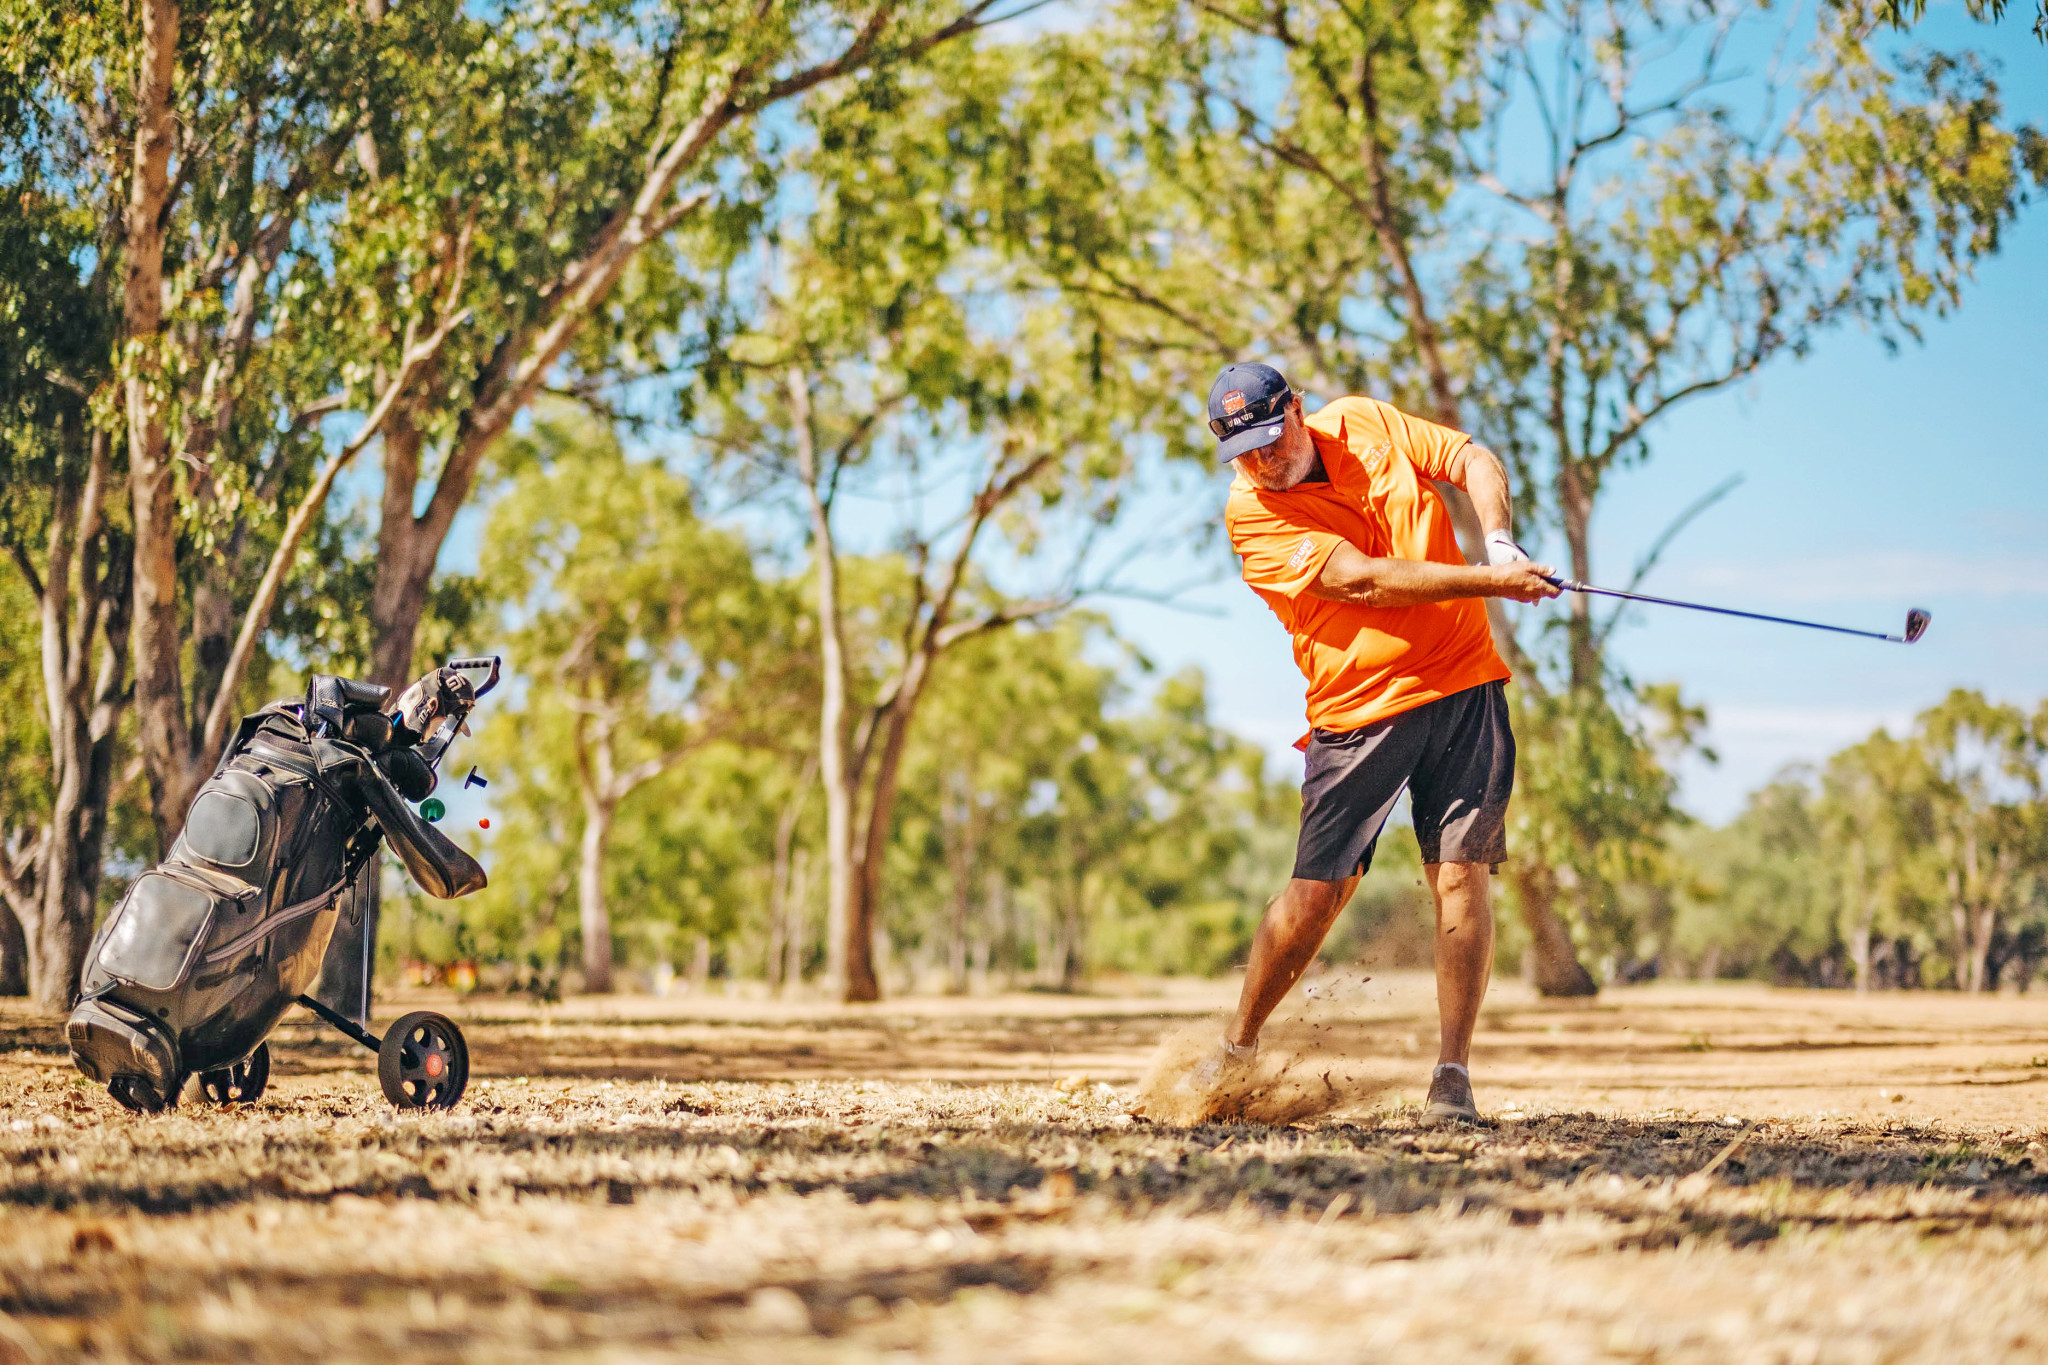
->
[6, 973, 2048, 1364]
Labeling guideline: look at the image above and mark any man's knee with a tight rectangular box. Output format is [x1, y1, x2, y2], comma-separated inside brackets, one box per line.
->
[1276, 876, 1354, 926]
[1429, 861, 1491, 895]
[1426, 862, 1493, 930]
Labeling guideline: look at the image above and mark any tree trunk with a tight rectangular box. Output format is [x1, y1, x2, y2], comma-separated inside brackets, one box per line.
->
[1348, 53, 1592, 993]
[1946, 860, 1976, 992]
[942, 774, 972, 994]
[1968, 903, 1997, 996]
[125, 0, 201, 856]
[689, 933, 711, 993]
[1059, 895, 1086, 994]
[840, 688, 930, 1003]
[990, 871, 1016, 992]
[1033, 897, 1056, 988]
[946, 864, 972, 998]
[367, 410, 436, 689]
[766, 884, 786, 994]
[0, 902, 26, 997]
[783, 847, 812, 996]
[1512, 861, 1598, 997]
[790, 368, 879, 1003]
[28, 777, 112, 1012]
[13, 426, 128, 1013]
[765, 756, 814, 992]
[1556, 459, 1600, 692]
[578, 788, 615, 994]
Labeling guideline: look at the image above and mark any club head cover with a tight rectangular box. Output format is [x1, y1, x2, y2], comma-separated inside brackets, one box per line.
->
[391, 665, 478, 745]
[377, 748, 437, 803]
[343, 709, 393, 751]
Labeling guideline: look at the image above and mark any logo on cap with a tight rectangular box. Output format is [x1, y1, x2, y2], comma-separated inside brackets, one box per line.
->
[1221, 391, 1246, 416]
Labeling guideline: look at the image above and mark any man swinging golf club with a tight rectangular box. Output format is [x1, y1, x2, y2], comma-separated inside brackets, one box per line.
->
[1190, 362, 1560, 1124]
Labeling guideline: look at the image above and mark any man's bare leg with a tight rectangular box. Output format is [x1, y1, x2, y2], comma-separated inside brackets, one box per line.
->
[1225, 875, 1361, 1049]
[1424, 861, 1496, 1066]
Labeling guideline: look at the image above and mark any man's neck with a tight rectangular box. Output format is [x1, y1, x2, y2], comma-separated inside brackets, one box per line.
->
[1296, 452, 1330, 486]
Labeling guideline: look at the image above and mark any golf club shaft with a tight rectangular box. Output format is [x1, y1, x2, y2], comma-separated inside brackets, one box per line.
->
[1543, 577, 1902, 643]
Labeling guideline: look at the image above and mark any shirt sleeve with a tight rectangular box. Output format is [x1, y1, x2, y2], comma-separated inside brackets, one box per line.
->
[1376, 400, 1472, 481]
[1228, 496, 1346, 600]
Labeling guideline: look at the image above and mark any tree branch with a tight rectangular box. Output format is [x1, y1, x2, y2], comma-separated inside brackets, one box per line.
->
[197, 304, 473, 764]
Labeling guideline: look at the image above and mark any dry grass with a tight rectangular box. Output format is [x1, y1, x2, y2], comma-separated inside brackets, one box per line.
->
[5, 974, 2048, 1363]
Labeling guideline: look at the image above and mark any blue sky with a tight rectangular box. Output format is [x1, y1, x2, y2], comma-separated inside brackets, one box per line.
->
[1094, 12, 2048, 824]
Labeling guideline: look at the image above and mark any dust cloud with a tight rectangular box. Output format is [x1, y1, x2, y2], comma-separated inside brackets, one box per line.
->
[1131, 1018, 1387, 1126]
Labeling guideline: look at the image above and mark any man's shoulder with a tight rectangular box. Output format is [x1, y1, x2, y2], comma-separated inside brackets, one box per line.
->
[1224, 478, 1316, 544]
[1303, 394, 1391, 438]
[1223, 477, 1268, 531]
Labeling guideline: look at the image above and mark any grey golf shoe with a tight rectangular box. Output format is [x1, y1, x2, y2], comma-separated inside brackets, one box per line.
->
[1423, 1064, 1481, 1124]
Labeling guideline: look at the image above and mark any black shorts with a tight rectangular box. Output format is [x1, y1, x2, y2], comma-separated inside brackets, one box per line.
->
[1293, 680, 1514, 882]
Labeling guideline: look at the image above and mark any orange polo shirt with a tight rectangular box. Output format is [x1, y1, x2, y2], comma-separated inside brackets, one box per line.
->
[1224, 396, 1508, 744]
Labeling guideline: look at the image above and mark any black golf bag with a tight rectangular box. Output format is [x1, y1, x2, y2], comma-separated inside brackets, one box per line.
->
[66, 658, 500, 1113]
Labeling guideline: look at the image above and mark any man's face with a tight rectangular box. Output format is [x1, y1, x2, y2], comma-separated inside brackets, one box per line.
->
[1233, 398, 1314, 491]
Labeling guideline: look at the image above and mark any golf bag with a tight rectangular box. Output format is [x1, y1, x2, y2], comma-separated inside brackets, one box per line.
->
[66, 659, 500, 1113]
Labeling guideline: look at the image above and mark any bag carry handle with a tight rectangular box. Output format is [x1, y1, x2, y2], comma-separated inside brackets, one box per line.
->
[445, 656, 501, 698]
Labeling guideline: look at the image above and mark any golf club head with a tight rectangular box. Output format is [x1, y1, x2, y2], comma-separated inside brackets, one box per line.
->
[1902, 608, 1931, 644]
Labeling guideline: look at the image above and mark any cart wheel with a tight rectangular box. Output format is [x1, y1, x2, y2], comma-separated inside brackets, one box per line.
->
[378, 1011, 469, 1110]
[197, 1042, 270, 1104]
[109, 1072, 178, 1114]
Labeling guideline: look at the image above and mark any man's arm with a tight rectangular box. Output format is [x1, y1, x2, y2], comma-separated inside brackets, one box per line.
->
[1448, 441, 1540, 567]
[1449, 443, 1513, 539]
[1310, 541, 1560, 609]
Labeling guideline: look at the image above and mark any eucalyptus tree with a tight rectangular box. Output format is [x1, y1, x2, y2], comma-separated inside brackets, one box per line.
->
[1914, 690, 2047, 992]
[1815, 731, 1938, 991]
[890, 621, 1106, 992]
[91, 0, 1029, 844]
[1879, 0, 2048, 43]
[1068, 0, 2041, 991]
[1668, 773, 1838, 982]
[1, 36, 133, 1006]
[2, 0, 1029, 1006]
[897, 627, 1287, 991]
[473, 410, 811, 992]
[690, 43, 1182, 1002]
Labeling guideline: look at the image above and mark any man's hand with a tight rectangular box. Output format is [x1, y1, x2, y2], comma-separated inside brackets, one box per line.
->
[1484, 530, 1532, 566]
[1486, 562, 1563, 603]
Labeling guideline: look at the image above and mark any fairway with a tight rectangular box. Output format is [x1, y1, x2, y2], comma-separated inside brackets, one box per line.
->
[6, 979, 2048, 1364]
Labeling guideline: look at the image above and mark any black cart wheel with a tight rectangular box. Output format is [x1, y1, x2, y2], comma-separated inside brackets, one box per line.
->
[378, 1011, 469, 1109]
[197, 1042, 270, 1104]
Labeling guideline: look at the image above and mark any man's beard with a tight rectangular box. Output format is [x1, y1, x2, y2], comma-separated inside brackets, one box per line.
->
[1241, 439, 1315, 491]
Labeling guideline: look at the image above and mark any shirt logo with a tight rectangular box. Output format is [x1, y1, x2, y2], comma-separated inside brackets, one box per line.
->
[1362, 441, 1392, 474]
[1286, 535, 1317, 572]
[1221, 390, 1246, 415]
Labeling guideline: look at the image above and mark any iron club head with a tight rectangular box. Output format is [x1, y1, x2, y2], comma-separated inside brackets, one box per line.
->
[1901, 608, 1931, 644]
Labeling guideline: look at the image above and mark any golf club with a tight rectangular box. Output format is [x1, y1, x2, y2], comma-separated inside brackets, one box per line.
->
[1539, 575, 1931, 645]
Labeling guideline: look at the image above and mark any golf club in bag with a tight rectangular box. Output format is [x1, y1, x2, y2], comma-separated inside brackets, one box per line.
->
[1541, 575, 1931, 645]
[66, 657, 503, 1113]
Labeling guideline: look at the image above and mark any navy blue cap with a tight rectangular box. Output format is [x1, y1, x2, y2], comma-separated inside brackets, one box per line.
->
[1207, 363, 1294, 463]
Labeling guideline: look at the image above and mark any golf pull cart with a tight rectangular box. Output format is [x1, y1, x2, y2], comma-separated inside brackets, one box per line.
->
[66, 657, 503, 1114]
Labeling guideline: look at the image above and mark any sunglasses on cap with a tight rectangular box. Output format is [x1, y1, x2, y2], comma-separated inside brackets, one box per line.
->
[1207, 388, 1294, 438]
